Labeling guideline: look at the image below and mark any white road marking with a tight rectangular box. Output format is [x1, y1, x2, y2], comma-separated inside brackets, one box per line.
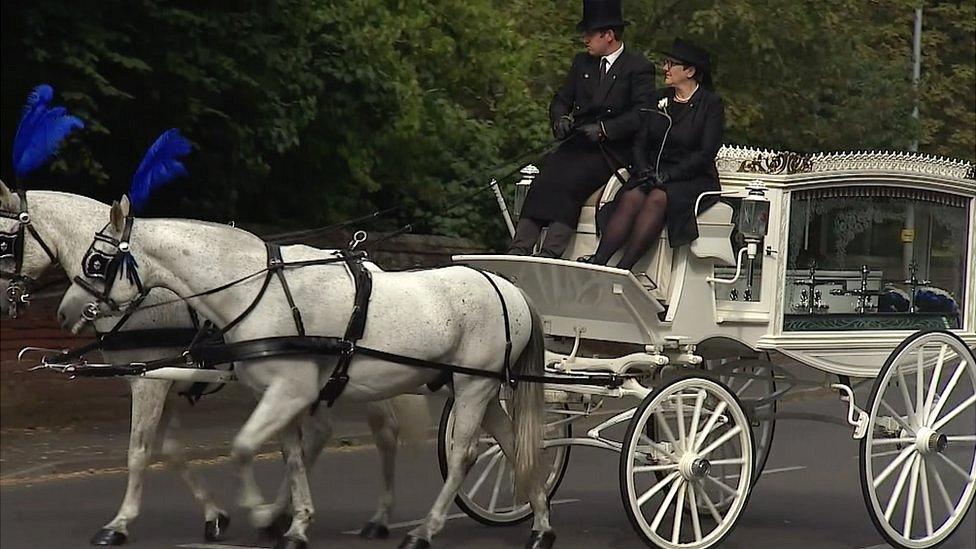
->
[761, 465, 807, 476]
[855, 544, 895, 549]
[341, 498, 581, 534]
[177, 544, 268, 549]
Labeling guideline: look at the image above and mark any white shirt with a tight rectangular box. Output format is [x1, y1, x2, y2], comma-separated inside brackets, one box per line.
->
[601, 43, 624, 73]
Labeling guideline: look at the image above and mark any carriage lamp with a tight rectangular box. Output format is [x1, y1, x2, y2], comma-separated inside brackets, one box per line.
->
[513, 164, 539, 220]
[738, 181, 770, 292]
[739, 181, 771, 258]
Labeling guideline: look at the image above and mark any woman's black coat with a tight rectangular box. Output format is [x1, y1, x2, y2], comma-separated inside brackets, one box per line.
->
[601, 86, 725, 247]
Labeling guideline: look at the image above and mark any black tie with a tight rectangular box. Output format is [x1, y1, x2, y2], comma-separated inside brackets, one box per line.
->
[599, 58, 609, 84]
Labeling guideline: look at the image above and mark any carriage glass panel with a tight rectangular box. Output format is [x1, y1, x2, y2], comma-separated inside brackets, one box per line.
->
[783, 186, 969, 331]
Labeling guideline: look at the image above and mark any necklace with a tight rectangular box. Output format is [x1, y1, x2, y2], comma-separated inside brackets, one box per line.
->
[673, 84, 699, 103]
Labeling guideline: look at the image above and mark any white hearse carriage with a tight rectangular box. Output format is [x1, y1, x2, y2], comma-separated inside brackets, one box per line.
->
[447, 147, 976, 549]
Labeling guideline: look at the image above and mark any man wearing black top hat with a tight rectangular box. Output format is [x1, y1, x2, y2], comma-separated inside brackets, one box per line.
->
[508, 0, 653, 258]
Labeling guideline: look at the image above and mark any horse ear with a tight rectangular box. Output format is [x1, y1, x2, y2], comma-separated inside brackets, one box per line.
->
[0, 180, 17, 210]
[120, 195, 131, 218]
[110, 199, 126, 233]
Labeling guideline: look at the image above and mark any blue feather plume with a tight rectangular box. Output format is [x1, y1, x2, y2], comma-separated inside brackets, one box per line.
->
[12, 84, 85, 179]
[129, 129, 192, 213]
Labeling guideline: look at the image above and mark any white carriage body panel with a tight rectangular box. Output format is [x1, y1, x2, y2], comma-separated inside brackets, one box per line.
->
[491, 147, 976, 377]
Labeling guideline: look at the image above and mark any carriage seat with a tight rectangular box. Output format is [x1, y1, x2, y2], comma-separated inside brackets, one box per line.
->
[562, 171, 736, 301]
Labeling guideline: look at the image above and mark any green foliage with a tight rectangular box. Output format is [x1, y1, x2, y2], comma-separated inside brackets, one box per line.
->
[1, 0, 973, 246]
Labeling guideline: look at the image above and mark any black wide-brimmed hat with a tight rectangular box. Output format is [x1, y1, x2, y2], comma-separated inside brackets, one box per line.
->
[661, 37, 713, 87]
[576, 0, 630, 32]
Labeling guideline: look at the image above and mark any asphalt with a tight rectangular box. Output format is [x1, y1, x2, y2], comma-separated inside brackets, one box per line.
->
[1, 391, 974, 549]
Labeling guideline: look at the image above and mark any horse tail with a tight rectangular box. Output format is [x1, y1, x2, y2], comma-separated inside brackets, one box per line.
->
[511, 290, 546, 499]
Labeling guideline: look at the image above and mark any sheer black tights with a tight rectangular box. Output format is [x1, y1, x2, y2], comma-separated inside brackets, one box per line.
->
[593, 187, 668, 270]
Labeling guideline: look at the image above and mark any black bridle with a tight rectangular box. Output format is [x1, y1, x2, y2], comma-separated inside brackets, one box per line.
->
[73, 216, 146, 319]
[1, 188, 60, 317]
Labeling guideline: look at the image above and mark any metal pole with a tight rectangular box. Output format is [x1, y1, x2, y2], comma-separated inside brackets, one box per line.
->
[904, 6, 923, 278]
[490, 178, 516, 238]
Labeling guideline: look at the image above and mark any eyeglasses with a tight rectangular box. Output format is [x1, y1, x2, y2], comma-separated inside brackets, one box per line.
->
[662, 58, 686, 70]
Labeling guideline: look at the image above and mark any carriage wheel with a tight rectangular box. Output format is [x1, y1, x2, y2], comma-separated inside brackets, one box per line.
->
[437, 397, 572, 526]
[706, 357, 778, 489]
[620, 374, 755, 548]
[860, 330, 976, 549]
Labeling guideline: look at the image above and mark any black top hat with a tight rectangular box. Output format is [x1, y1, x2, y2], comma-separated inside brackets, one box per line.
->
[661, 37, 713, 87]
[576, 0, 630, 32]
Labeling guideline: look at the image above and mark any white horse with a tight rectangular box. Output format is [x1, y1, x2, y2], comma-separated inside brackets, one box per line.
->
[0, 183, 419, 545]
[57, 197, 555, 549]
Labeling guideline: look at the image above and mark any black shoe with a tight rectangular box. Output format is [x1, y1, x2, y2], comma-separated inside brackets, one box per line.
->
[576, 254, 599, 264]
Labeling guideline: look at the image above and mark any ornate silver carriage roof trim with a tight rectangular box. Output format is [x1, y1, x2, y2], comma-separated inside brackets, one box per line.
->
[716, 145, 976, 181]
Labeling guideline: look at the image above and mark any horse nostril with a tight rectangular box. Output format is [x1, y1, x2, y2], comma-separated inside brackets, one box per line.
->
[58, 311, 67, 326]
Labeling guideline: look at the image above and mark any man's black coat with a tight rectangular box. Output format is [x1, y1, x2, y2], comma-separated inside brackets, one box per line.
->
[521, 48, 654, 226]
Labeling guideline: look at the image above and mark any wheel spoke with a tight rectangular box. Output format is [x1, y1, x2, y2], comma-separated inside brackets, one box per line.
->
[884, 454, 918, 521]
[696, 483, 724, 524]
[651, 478, 684, 532]
[488, 456, 507, 513]
[896, 364, 917, 424]
[638, 435, 680, 464]
[916, 349, 925, 424]
[688, 480, 703, 542]
[709, 457, 747, 466]
[676, 392, 687, 451]
[931, 395, 976, 432]
[637, 471, 679, 507]
[672, 481, 687, 544]
[468, 452, 503, 499]
[654, 410, 679, 449]
[688, 390, 706, 451]
[926, 460, 957, 515]
[634, 464, 680, 473]
[694, 401, 728, 452]
[919, 458, 934, 537]
[903, 456, 921, 538]
[946, 435, 976, 443]
[927, 359, 968, 427]
[704, 473, 740, 497]
[936, 453, 975, 482]
[699, 425, 744, 458]
[872, 438, 916, 447]
[880, 399, 916, 435]
[923, 345, 948, 420]
[874, 446, 915, 487]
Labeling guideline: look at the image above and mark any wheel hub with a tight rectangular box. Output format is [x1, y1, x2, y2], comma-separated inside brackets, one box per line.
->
[679, 454, 711, 480]
[916, 427, 949, 455]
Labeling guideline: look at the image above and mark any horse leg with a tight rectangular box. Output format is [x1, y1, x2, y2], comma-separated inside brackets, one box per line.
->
[254, 409, 334, 538]
[401, 379, 495, 548]
[91, 378, 171, 546]
[156, 410, 230, 541]
[360, 400, 398, 539]
[480, 398, 554, 548]
[276, 418, 316, 549]
[231, 377, 317, 547]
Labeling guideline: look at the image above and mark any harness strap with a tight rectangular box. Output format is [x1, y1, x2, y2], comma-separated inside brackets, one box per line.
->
[267, 243, 306, 336]
[319, 250, 372, 407]
[470, 269, 516, 387]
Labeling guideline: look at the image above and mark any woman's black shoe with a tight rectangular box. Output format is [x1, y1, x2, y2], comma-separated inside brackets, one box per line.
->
[576, 255, 598, 264]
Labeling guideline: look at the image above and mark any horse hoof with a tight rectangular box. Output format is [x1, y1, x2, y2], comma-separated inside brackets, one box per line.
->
[204, 512, 230, 541]
[524, 530, 556, 549]
[359, 521, 390, 539]
[397, 534, 431, 549]
[273, 536, 307, 549]
[260, 513, 292, 540]
[90, 528, 127, 546]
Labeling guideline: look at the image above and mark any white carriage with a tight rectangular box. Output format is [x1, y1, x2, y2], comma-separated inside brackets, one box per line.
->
[443, 147, 976, 549]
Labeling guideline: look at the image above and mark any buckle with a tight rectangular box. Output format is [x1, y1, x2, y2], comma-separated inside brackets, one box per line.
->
[339, 340, 356, 356]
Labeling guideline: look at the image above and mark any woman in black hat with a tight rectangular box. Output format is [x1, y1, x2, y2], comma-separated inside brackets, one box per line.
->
[584, 38, 724, 270]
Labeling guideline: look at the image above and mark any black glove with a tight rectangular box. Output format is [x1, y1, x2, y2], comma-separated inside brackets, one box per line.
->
[553, 116, 573, 140]
[577, 122, 604, 143]
[630, 169, 654, 190]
